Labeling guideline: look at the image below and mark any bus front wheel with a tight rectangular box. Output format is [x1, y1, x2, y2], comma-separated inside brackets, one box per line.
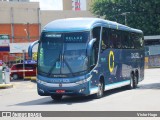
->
[93, 80, 104, 99]
[51, 95, 63, 101]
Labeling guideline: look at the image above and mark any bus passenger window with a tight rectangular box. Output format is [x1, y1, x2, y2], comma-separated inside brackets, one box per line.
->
[133, 34, 144, 49]
[101, 27, 109, 50]
[121, 31, 130, 49]
[110, 29, 121, 49]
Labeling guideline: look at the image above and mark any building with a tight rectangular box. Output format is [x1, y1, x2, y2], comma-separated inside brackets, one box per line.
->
[0, 1, 94, 63]
[144, 35, 160, 56]
[144, 35, 160, 68]
[62, 0, 72, 10]
[62, 0, 93, 11]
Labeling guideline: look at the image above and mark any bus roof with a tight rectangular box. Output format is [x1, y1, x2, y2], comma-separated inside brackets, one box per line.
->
[43, 18, 142, 33]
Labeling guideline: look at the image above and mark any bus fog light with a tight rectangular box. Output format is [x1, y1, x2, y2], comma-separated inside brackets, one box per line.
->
[39, 88, 44, 93]
[76, 76, 92, 85]
[79, 88, 86, 93]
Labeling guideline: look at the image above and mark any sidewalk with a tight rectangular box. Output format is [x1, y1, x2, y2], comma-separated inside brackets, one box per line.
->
[0, 69, 13, 89]
[0, 83, 13, 89]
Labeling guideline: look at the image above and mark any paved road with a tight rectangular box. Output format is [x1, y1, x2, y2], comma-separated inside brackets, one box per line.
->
[0, 68, 160, 113]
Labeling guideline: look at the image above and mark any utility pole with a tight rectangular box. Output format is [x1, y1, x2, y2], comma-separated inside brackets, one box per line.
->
[121, 12, 130, 25]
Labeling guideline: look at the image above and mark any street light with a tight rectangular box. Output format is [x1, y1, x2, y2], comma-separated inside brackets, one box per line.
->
[121, 12, 130, 25]
[24, 28, 29, 40]
[24, 26, 30, 41]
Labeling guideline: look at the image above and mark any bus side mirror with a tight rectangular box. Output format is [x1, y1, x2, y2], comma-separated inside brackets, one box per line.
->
[87, 38, 96, 56]
[28, 40, 39, 59]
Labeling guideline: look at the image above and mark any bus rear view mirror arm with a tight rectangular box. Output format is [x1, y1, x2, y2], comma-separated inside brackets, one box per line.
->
[28, 40, 39, 58]
[87, 38, 96, 56]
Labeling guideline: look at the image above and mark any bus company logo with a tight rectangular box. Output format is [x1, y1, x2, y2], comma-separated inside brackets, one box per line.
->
[108, 51, 115, 73]
[131, 53, 140, 59]
[52, 79, 70, 83]
[53, 75, 67, 78]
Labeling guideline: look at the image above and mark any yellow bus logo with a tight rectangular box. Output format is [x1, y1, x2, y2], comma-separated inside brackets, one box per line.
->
[109, 51, 114, 73]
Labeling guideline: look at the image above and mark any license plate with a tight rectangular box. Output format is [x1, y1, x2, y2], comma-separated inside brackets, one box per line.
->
[56, 90, 65, 93]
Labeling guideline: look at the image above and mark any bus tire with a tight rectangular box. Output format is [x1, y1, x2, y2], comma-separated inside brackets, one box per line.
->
[134, 72, 138, 88]
[93, 80, 104, 99]
[51, 95, 63, 101]
[12, 74, 19, 80]
[128, 73, 137, 89]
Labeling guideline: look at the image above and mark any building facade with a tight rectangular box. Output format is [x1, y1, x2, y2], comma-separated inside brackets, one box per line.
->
[63, 0, 93, 11]
[0, 1, 94, 63]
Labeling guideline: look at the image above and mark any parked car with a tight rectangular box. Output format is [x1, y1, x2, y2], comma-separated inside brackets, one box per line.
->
[10, 63, 37, 80]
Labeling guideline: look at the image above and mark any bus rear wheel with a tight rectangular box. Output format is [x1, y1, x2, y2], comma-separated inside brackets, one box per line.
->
[94, 80, 104, 99]
[51, 95, 63, 101]
[128, 73, 138, 89]
[134, 72, 138, 88]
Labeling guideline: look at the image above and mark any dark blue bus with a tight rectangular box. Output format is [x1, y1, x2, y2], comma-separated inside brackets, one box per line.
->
[28, 18, 144, 100]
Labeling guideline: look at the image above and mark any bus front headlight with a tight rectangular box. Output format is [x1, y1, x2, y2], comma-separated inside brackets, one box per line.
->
[76, 75, 92, 85]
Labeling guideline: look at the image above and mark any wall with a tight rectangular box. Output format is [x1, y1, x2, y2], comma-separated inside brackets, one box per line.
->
[63, 0, 72, 10]
[0, 1, 95, 63]
[0, 24, 39, 43]
[0, 2, 40, 43]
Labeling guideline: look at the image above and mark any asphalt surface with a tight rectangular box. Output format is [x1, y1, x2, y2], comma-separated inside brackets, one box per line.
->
[0, 68, 160, 119]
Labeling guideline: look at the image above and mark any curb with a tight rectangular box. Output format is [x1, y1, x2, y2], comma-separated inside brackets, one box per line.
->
[24, 76, 37, 80]
[0, 84, 13, 89]
[31, 77, 37, 83]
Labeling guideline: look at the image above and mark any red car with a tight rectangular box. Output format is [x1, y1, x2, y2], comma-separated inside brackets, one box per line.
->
[10, 63, 37, 80]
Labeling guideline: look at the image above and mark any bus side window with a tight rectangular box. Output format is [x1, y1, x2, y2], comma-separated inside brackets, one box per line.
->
[121, 31, 130, 49]
[101, 27, 109, 51]
[90, 27, 101, 69]
[110, 29, 121, 49]
[133, 33, 144, 49]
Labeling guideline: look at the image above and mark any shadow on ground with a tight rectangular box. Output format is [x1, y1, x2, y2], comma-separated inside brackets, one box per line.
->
[12, 82, 160, 106]
[13, 87, 128, 106]
[137, 83, 160, 90]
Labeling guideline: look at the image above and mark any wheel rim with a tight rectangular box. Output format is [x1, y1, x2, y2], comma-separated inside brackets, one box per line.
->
[131, 77, 134, 88]
[13, 74, 18, 80]
[97, 82, 103, 97]
[134, 75, 138, 87]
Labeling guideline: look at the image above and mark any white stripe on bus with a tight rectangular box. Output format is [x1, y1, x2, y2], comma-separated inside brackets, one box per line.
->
[11, 70, 33, 72]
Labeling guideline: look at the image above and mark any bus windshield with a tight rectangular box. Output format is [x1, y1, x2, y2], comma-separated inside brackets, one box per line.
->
[38, 31, 89, 77]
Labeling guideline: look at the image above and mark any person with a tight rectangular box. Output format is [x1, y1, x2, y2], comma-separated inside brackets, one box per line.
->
[2, 62, 6, 71]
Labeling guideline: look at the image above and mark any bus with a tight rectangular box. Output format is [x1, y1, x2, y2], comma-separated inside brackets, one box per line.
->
[28, 18, 144, 100]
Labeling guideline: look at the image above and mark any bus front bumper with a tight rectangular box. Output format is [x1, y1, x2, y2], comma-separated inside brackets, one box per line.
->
[37, 79, 90, 96]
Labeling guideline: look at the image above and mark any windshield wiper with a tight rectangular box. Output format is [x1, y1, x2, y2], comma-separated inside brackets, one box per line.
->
[63, 59, 74, 77]
[47, 56, 60, 77]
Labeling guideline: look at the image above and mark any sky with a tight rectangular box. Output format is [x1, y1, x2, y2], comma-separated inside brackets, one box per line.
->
[30, 0, 63, 10]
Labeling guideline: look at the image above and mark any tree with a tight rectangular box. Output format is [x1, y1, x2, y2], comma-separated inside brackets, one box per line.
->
[91, 0, 160, 35]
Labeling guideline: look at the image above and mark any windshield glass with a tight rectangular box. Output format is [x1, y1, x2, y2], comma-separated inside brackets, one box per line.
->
[38, 31, 89, 77]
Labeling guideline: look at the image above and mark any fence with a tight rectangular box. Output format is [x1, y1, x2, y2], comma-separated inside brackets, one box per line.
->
[145, 55, 160, 68]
